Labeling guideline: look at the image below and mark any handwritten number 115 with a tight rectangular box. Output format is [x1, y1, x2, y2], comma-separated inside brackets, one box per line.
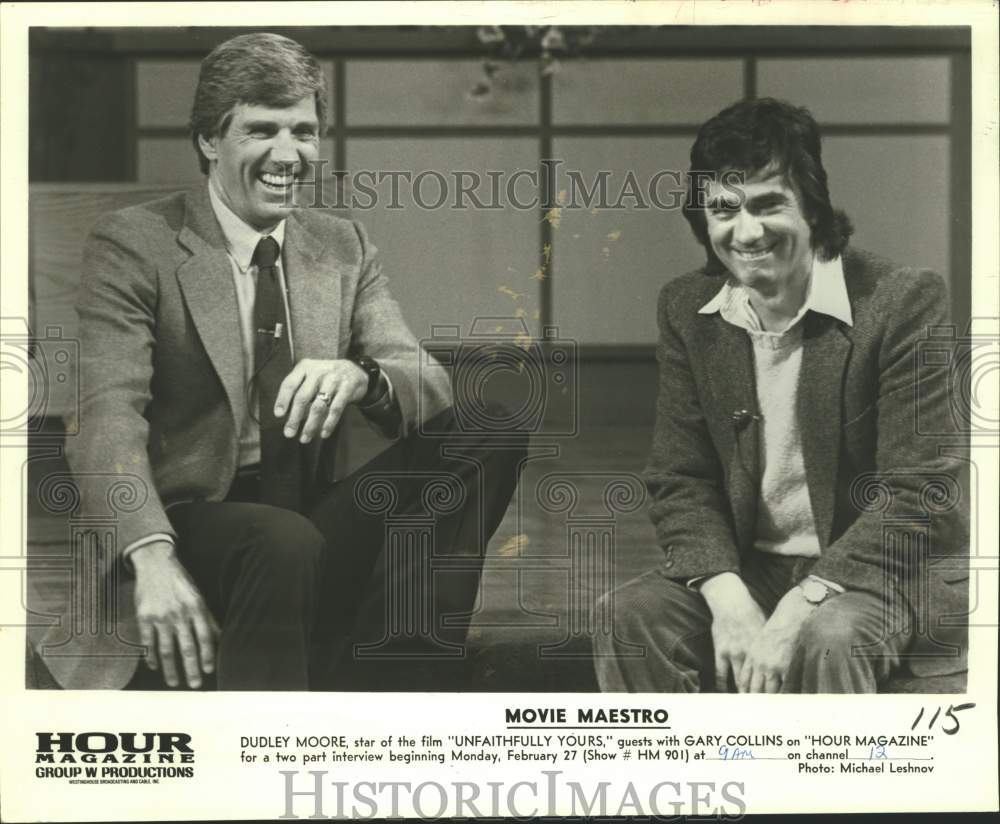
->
[911, 703, 975, 735]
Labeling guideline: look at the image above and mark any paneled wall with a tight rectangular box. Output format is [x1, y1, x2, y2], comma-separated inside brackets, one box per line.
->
[30, 28, 971, 346]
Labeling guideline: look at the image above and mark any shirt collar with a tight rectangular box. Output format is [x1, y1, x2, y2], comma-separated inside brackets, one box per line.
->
[207, 179, 286, 273]
[697, 254, 852, 327]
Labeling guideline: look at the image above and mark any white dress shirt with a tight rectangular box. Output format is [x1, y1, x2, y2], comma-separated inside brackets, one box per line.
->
[208, 180, 292, 468]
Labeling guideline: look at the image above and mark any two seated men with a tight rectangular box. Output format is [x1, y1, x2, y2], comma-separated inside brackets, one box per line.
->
[53, 33, 966, 693]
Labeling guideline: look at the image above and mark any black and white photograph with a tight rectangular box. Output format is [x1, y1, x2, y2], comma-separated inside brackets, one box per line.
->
[1, 1, 997, 820]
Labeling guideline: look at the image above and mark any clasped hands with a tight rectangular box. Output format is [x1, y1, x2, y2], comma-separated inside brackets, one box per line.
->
[700, 571, 817, 694]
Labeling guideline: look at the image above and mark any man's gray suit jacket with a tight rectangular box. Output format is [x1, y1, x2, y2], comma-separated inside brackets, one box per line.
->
[52, 184, 452, 688]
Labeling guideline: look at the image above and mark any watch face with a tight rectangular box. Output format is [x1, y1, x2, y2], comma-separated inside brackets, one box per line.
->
[803, 581, 827, 603]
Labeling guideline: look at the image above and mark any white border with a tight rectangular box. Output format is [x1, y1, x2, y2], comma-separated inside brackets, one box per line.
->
[2, 2, 997, 820]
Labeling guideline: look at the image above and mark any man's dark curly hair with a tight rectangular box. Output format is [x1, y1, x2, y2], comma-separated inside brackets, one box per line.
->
[682, 97, 854, 272]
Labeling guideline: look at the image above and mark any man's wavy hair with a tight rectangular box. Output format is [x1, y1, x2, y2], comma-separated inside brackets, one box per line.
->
[190, 33, 328, 174]
[682, 97, 853, 273]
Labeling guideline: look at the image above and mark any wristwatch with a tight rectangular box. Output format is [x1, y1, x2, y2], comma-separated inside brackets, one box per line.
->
[799, 577, 833, 605]
[354, 356, 382, 404]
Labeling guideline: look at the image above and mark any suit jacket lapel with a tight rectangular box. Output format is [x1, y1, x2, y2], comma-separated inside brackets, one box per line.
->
[284, 211, 341, 361]
[798, 312, 852, 547]
[701, 316, 761, 481]
[283, 211, 343, 486]
[175, 186, 246, 433]
[696, 314, 760, 544]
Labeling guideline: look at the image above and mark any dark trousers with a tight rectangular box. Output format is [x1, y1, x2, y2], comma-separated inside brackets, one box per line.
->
[157, 408, 525, 691]
[593, 552, 914, 693]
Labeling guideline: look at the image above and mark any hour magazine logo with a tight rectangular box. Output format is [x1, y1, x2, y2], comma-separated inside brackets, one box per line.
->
[34, 732, 195, 782]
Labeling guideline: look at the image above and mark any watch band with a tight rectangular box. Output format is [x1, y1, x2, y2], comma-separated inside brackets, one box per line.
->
[354, 356, 382, 404]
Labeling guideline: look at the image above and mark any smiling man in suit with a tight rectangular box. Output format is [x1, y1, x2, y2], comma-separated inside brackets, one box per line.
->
[593, 98, 968, 694]
[66, 33, 524, 691]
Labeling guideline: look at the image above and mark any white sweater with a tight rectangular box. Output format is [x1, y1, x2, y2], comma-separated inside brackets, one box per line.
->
[697, 255, 854, 558]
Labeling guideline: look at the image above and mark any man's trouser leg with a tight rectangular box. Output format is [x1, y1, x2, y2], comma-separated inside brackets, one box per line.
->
[593, 554, 797, 692]
[593, 553, 910, 693]
[307, 407, 526, 690]
[781, 589, 912, 693]
[165, 501, 325, 691]
[137, 407, 523, 691]
[593, 566, 715, 692]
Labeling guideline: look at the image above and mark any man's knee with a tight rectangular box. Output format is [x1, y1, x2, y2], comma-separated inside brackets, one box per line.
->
[429, 403, 530, 449]
[239, 505, 325, 580]
[594, 583, 643, 659]
[403, 406, 528, 486]
[593, 572, 711, 693]
[786, 595, 897, 693]
[596, 572, 686, 640]
[796, 597, 884, 662]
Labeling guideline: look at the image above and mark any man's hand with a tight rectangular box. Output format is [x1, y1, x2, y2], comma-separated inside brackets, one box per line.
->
[737, 586, 816, 693]
[274, 359, 368, 444]
[699, 572, 767, 692]
[131, 542, 219, 689]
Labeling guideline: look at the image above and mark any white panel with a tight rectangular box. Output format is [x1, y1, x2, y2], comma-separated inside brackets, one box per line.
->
[136, 137, 203, 184]
[345, 138, 541, 340]
[347, 60, 538, 125]
[136, 60, 200, 128]
[823, 135, 950, 282]
[136, 59, 336, 129]
[552, 138, 707, 346]
[758, 57, 950, 123]
[554, 59, 744, 124]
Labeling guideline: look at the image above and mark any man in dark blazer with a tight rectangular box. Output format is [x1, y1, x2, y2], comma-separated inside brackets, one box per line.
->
[594, 98, 968, 693]
[62, 33, 524, 690]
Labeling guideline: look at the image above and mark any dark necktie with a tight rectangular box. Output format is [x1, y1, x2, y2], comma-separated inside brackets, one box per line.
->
[251, 236, 302, 510]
